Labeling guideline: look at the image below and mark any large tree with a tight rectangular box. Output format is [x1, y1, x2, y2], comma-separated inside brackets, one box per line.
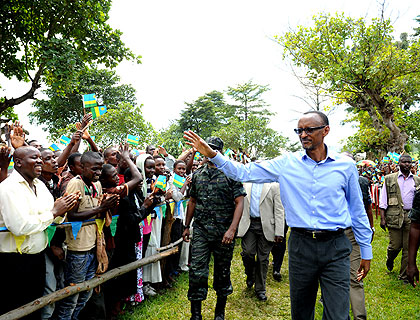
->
[212, 115, 292, 159]
[278, 13, 420, 154]
[226, 80, 273, 121]
[178, 91, 227, 138]
[29, 68, 137, 140]
[0, 0, 140, 114]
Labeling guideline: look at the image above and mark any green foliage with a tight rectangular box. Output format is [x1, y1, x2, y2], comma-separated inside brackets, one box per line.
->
[155, 122, 185, 157]
[226, 80, 274, 121]
[212, 116, 290, 158]
[178, 91, 226, 138]
[29, 68, 137, 140]
[278, 13, 420, 153]
[0, 0, 140, 113]
[56, 103, 154, 149]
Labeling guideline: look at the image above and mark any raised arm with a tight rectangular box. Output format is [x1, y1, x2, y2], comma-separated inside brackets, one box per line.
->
[183, 130, 282, 183]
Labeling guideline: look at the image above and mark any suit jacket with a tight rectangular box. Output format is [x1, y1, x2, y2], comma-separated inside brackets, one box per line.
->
[237, 182, 285, 242]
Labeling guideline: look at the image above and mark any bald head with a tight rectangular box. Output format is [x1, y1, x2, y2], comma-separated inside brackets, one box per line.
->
[14, 146, 40, 160]
[14, 146, 43, 182]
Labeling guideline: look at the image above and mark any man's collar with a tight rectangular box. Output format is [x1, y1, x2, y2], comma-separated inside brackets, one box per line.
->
[300, 144, 336, 162]
[398, 170, 413, 178]
[11, 169, 42, 186]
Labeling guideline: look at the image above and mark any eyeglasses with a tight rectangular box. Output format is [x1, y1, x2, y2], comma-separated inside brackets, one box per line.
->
[294, 125, 326, 135]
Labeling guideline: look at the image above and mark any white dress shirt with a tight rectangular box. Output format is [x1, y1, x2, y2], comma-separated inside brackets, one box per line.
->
[0, 170, 63, 254]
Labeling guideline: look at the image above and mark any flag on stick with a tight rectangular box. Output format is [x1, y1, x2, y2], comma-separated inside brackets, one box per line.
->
[173, 174, 186, 188]
[83, 93, 97, 108]
[90, 105, 107, 119]
[60, 135, 71, 146]
[127, 134, 140, 145]
[49, 144, 60, 152]
[155, 175, 167, 190]
[8, 157, 14, 170]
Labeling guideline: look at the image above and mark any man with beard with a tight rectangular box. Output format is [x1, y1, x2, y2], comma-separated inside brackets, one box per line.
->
[184, 111, 372, 320]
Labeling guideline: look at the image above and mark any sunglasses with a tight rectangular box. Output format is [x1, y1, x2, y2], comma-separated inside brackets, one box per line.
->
[294, 125, 326, 135]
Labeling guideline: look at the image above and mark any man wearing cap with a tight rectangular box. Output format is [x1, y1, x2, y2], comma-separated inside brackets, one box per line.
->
[182, 137, 246, 320]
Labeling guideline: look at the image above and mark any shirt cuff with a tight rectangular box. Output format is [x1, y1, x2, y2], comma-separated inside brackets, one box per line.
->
[210, 152, 227, 168]
[360, 245, 373, 260]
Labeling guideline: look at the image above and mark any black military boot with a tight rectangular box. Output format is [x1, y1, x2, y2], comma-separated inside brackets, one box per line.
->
[190, 300, 202, 320]
[214, 296, 227, 320]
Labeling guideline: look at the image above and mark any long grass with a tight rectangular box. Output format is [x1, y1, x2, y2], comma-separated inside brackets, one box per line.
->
[119, 217, 420, 319]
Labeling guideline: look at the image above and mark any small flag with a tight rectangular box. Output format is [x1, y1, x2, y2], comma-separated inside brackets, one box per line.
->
[110, 216, 118, 237]
[95, 218, 105, 234]
[60, 135, 71, 146]
[83, 93, 97, 108]
[127, 134, 140, 146]
[49, 144, 60, 152]
[90, 105, 107, 119]
[173, 173, 186, 188]
[131, 149, 140, 157]
[91, 136, 95, 142]
[13, 235, 26, 254]
[178, 141, 183, 148]
[71, 221, 83, 240]
[382, 156, 390, 163]
[155, 175, 166, 190]
[194, 152, 201, 161]
[8, 157, 14, 170]
[46, 225, 57, 246]
[224, 148, 234, 157]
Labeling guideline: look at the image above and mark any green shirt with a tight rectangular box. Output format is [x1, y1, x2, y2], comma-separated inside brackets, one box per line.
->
[190, 163, 246, 235]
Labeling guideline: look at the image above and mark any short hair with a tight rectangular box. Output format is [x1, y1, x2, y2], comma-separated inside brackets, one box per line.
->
[124, 167, 141, 182]
[153, 155, 164, 161]
[303, 110, 329, 126]
[103, 146, 116, 158]
[173, 160, 186, 169]
[68, 152, 82, 167]
[28, 140, 38, 145]
[100, 164, 115, 179]
[39, 147, 51, 154]
[399, 154, 412, 161]
[81, 151, 103, 164]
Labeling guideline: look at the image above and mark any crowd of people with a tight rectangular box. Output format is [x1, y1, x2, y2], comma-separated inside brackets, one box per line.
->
[0, 110, 420, 320]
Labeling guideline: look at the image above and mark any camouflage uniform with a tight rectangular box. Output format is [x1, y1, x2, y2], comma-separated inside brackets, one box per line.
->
[188, 163, 246, 301]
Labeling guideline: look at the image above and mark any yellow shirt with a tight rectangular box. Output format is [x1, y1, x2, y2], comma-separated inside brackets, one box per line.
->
[64, 177, 102, 251]
[0, 170, 63, 254]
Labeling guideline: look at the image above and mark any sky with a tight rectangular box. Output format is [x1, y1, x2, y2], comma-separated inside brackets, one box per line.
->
[2, 0, 420, 151]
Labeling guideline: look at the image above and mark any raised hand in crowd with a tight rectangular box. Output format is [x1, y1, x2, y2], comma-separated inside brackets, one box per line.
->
[183, 130, 217, 158]
[9, 121, 26, 149]
[52, 192, 81, 218]
[158, 145, 169, 157]
[0, 145, 12, 182]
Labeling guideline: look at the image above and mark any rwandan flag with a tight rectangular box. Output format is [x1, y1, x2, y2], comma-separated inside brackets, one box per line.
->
[194, 152, 201, 161]
[173, 173, 186, 188]
[127, 134, 140, 146]
[90, 105, 107, 119]
[8, 157, 13, 170]
[155, 175, 167, 190]
[178, 141, 183, 148]
[60, 135, 71, 146]
[49, 144, 60, 152]
[83, 93, 97, 109]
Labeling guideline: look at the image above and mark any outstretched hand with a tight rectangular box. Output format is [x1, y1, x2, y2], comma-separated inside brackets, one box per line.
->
[183, 131, 217, 158]
[0, 146, 12, 169]
[9, 121, 26, 149]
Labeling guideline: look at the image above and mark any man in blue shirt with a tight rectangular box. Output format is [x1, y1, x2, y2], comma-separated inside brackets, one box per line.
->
[184, 111, 372, 320]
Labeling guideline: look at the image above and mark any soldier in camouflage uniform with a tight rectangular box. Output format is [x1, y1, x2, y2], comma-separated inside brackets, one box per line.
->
[182, 137, 246, 320]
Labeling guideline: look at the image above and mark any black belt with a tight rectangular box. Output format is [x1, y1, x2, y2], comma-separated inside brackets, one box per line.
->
[292, 227, 348, 241]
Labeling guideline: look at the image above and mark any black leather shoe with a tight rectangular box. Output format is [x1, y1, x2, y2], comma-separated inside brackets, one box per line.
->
[256, 292, 267, 301]
[246, 277, 255, 288]
[273, 271, 282, 281]
[386, 258, 394, 272]
[190, 301, 202, 320]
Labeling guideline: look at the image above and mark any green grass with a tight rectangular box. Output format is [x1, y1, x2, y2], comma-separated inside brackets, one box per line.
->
[120, 218, 420, 319]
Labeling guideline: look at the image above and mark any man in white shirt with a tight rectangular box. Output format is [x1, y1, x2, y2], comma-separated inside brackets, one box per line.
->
[0, 146, 78, 318]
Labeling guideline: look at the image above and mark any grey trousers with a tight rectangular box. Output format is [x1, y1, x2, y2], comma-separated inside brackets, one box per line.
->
[241, 218, 274, 294]
[288, 229, 352, 320]
[345, 228, 367, 320]
[387, 215, 410, 280]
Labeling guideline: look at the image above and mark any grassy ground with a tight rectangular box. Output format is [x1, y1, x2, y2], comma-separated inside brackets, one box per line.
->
[119, 217, 420, 320]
